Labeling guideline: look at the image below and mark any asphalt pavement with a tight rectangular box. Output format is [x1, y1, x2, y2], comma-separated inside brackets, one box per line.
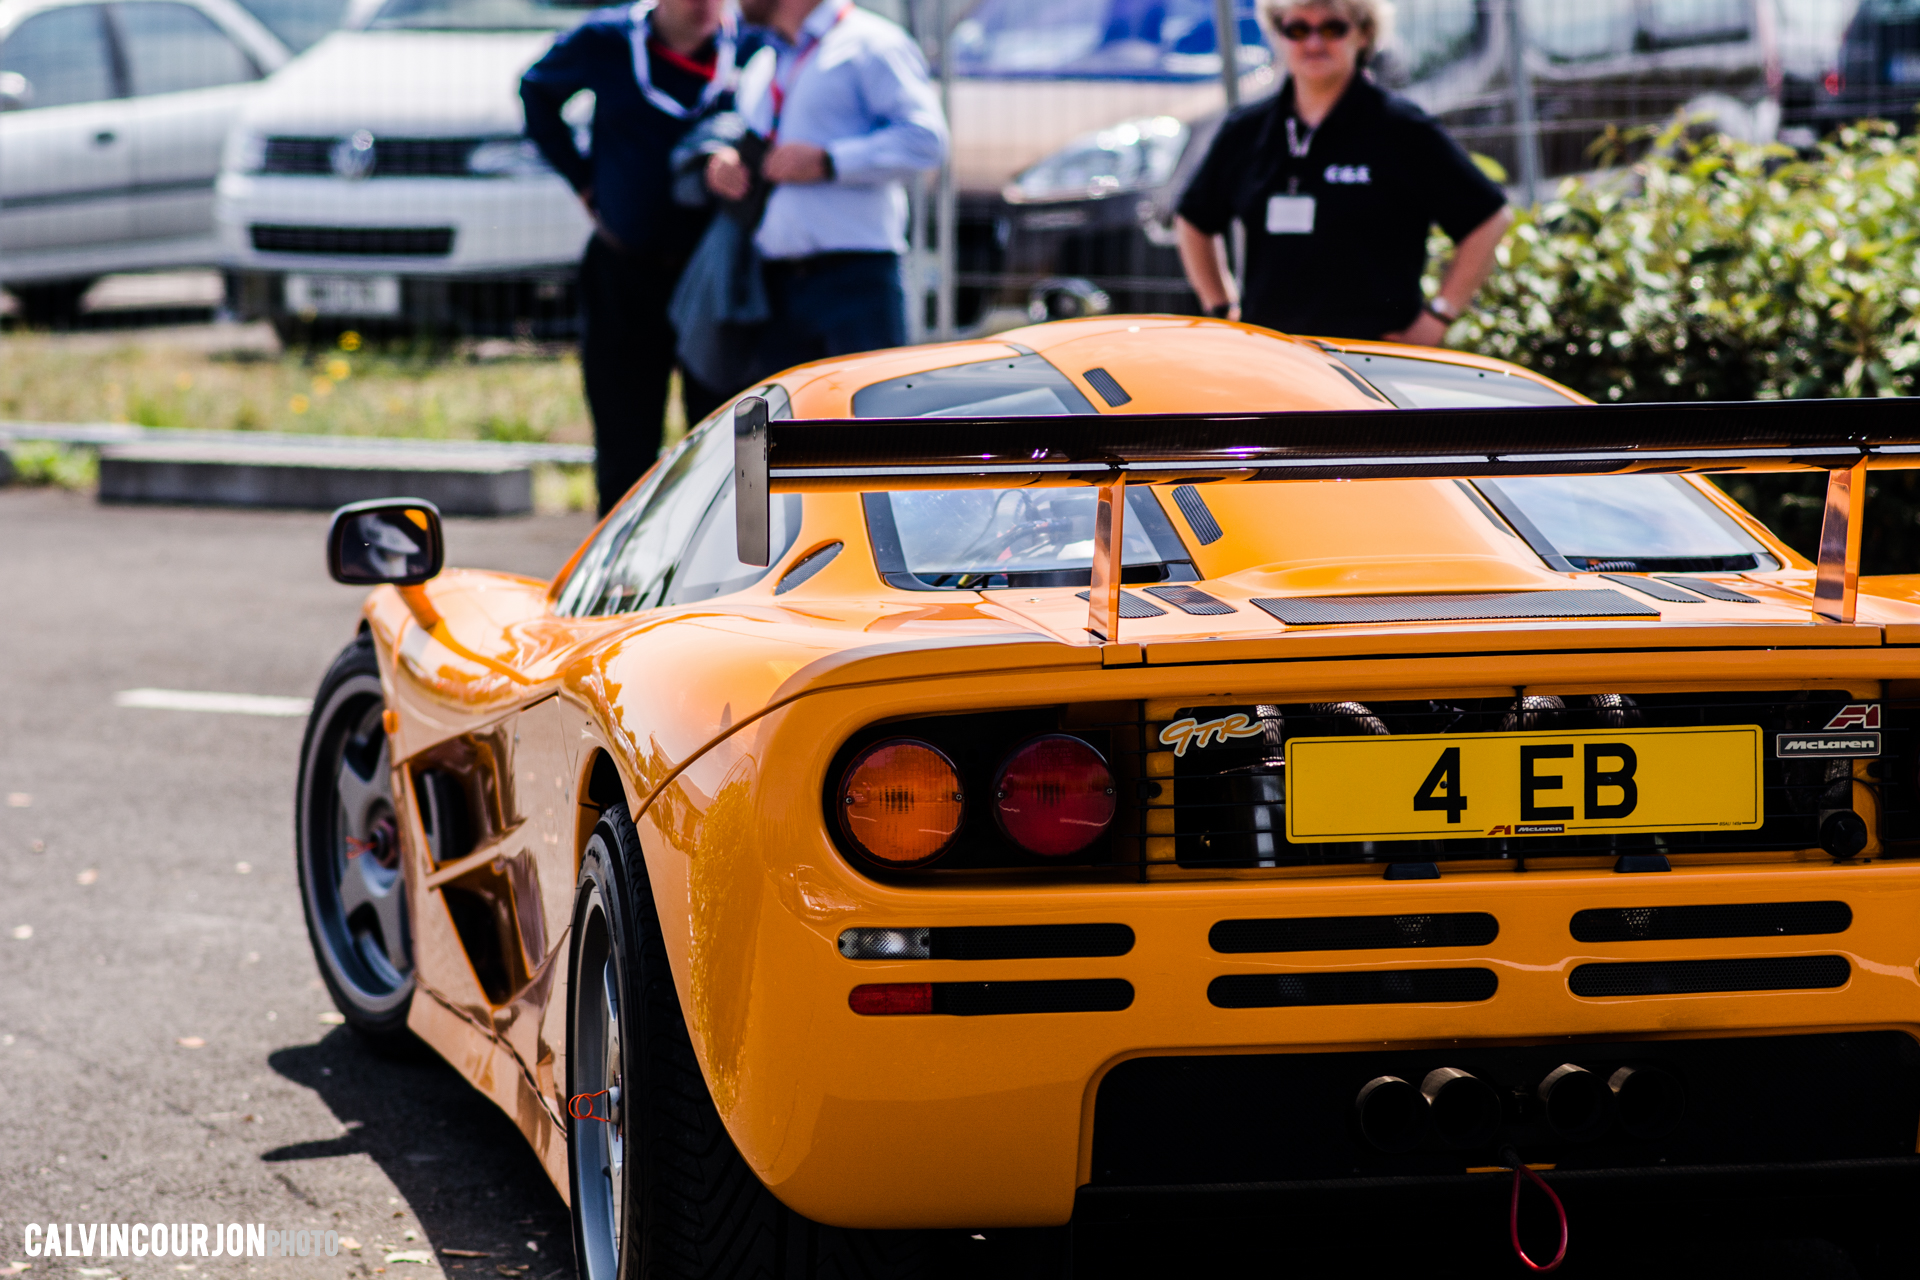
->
[0, 487, 595, 1280]
[0, 485, 1909, 1280]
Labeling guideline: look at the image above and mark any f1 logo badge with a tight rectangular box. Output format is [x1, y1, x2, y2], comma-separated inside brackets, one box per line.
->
[1825, 704, 1881, 730]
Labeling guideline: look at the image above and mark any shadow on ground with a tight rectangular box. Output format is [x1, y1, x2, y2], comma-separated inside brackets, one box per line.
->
[268, 1030, 575, 1278]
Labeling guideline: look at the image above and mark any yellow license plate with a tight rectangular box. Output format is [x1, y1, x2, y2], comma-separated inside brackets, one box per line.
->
[1284, 725, 1764, 843]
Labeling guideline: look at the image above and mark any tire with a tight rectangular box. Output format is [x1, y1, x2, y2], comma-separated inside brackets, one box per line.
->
[11, 278, 93, 329]
[296, 633, 415, 1045]
[568, 803, 932, 1280]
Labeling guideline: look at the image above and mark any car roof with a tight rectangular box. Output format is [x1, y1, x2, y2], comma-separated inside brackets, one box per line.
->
[775, 315, 1573, 418]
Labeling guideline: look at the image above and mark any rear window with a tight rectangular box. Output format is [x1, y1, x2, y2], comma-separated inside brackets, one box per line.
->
[1332, 352, 1582, 409]
[1477, 475, 1779, 573]
[855, 354, 1194, 590]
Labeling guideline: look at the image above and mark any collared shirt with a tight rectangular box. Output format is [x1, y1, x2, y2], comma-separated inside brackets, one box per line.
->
[738, 0, 947, 260]
[521, 7, 752, 258]
[1177, 74, 1505, 339]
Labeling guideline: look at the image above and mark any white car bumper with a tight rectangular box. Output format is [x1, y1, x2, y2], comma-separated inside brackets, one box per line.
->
[216, 171, 592, 277]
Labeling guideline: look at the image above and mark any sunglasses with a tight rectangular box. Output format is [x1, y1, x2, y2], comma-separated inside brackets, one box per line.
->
[1278, 16, 1352, 40]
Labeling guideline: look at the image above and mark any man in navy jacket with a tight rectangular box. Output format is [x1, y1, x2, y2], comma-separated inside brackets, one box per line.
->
[522, 0, 744, 516]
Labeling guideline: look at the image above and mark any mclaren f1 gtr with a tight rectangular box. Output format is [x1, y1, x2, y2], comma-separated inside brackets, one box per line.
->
[298, 315, 1920, 1278]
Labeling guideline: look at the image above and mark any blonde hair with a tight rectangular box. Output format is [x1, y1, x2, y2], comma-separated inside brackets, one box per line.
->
[1258, 0, 1396, 60]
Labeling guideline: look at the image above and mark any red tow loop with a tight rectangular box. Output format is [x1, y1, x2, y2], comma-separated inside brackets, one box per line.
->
[568, 1090, 613, 1122]
[1505, 1153, 1569, 1273]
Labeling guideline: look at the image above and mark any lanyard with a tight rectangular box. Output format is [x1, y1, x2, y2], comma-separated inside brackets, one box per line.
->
[628, 2, 736, 120]
[768, 2, 851, 133]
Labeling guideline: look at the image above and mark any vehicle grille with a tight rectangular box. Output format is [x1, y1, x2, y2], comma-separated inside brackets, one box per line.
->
[1568, 955, 1850, 997]
[1107, 690, 1920, 871]
[261, 136, 483, 177]
[932, 923, 1133, 959]
[1570, 901, 1853, 943]
[1211, 912, 1499, 953]
[937, 978, 1133, 1015]
[250, 225, 456, 256]
[1208, 968, 1498, 1008]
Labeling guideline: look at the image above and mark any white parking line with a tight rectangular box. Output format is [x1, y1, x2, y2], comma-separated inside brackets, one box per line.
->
[114, 689, 312, 717]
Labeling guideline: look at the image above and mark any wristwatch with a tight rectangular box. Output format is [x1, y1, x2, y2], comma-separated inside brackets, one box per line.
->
[1424, 295, 1460, 323]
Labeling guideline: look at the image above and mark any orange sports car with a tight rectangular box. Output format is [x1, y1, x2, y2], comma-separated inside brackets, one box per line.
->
[298, 316, 1920, 1279]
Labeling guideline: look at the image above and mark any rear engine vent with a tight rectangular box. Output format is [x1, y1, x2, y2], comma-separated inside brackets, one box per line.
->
[1209, 967, 1497, 1008]
[1211, 913, 1498, 954]
[1569, 955, 1850, 998]
[935, 923, 1133, 959]
[1571, 901, 1852, 943]
[1145, 583, 1234, 615]
[1074, 588, 1166, 618]
[941, 978, 1133, 1015]
[1251, 588, 1657, 626]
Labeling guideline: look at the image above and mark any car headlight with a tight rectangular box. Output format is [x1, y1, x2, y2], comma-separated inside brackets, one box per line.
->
[1004, 115, 1188, 204]
[467, 138, 550, 178]
[223, 129, 268, 175]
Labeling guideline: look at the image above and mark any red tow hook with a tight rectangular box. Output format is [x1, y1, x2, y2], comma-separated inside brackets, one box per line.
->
[1501, 1147, 1568, 1273]
[569, 1089, 615, 1122]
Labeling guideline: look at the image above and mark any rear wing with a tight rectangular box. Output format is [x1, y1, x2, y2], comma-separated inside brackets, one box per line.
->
[732, 395, 1920, 641]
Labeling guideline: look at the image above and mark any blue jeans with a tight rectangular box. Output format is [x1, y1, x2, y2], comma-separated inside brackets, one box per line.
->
[752, 252, 907, 381]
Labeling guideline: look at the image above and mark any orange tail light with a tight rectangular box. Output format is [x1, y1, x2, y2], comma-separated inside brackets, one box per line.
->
[837, 738, 965, 866]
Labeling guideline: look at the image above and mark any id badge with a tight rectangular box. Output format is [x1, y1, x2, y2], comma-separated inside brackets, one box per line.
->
[1266, 194, 1316, 234]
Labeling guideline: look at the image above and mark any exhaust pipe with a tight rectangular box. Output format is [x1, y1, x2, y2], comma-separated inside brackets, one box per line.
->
[1538, 1063, 1610, 1141]
[1354, 1075, 1428, 1152]
[1420, 1067, 1502, 1149]
[1610, 1064, 1685, 1140]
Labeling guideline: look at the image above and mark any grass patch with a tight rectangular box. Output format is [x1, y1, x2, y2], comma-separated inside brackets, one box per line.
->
[0, 328, 592, 445]
[5, 442, 98, 488]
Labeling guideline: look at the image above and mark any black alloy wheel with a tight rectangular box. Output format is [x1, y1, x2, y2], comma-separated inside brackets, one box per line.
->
[297, 634, 414, 1042]
[567, 802, 932, 1280]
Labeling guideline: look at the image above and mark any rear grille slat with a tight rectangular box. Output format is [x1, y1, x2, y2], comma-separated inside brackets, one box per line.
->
[931, 923, 1133, 959]
[1572, 901, 1853, 943]
[1208, 967, 1498, 1007]
[1211, 912, 1498, 953]
[936, 978, 1133, 1015]
[1569, 955, 1850, 997]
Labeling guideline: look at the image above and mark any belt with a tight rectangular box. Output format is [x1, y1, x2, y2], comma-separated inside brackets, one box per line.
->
[763, 251, 896, 281]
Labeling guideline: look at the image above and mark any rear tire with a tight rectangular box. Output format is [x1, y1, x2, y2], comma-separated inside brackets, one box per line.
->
[568, 802, 932, 1280]
[296, 633, 415, 1047]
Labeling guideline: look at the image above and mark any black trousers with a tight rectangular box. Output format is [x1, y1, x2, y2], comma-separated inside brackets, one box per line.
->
[578, 234, 727, 517]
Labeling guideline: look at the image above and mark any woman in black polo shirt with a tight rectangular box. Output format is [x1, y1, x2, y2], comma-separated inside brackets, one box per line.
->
[1175, 0, 1512, 344]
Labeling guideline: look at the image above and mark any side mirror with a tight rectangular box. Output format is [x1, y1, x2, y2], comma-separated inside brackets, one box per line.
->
[327, 498, 444, 585]
[0, 72, 32, 111]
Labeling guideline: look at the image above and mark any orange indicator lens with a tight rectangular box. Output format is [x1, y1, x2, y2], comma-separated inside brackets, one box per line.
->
[993, 734, 1116, 857]
[837, 738, 965, 866]
[849, 983, 934, 1015]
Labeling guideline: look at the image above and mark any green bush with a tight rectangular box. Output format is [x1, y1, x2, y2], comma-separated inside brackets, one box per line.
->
[1449, 121, 1920, 572]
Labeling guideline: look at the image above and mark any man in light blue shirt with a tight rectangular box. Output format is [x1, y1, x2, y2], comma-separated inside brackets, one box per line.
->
[706, 0, 946, 372]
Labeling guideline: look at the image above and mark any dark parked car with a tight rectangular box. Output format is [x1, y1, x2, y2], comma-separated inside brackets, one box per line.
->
[1789, 0, 1920, 134]
[985, 0, 1786, 327]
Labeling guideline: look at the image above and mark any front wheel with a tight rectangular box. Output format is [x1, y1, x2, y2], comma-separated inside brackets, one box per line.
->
[568, 803, 931, 1280]
[296, 634, 415, 1044]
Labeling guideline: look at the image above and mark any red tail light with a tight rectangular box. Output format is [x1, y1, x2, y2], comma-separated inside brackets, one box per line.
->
[837, 738, 965, 866]
[993, 734, 1116, 857]
[850, 983, 934, 1015]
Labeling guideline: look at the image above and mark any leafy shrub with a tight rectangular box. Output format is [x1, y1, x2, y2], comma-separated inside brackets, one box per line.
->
[4, 441, 98, 489]
[1448, 122, 1920, 571]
